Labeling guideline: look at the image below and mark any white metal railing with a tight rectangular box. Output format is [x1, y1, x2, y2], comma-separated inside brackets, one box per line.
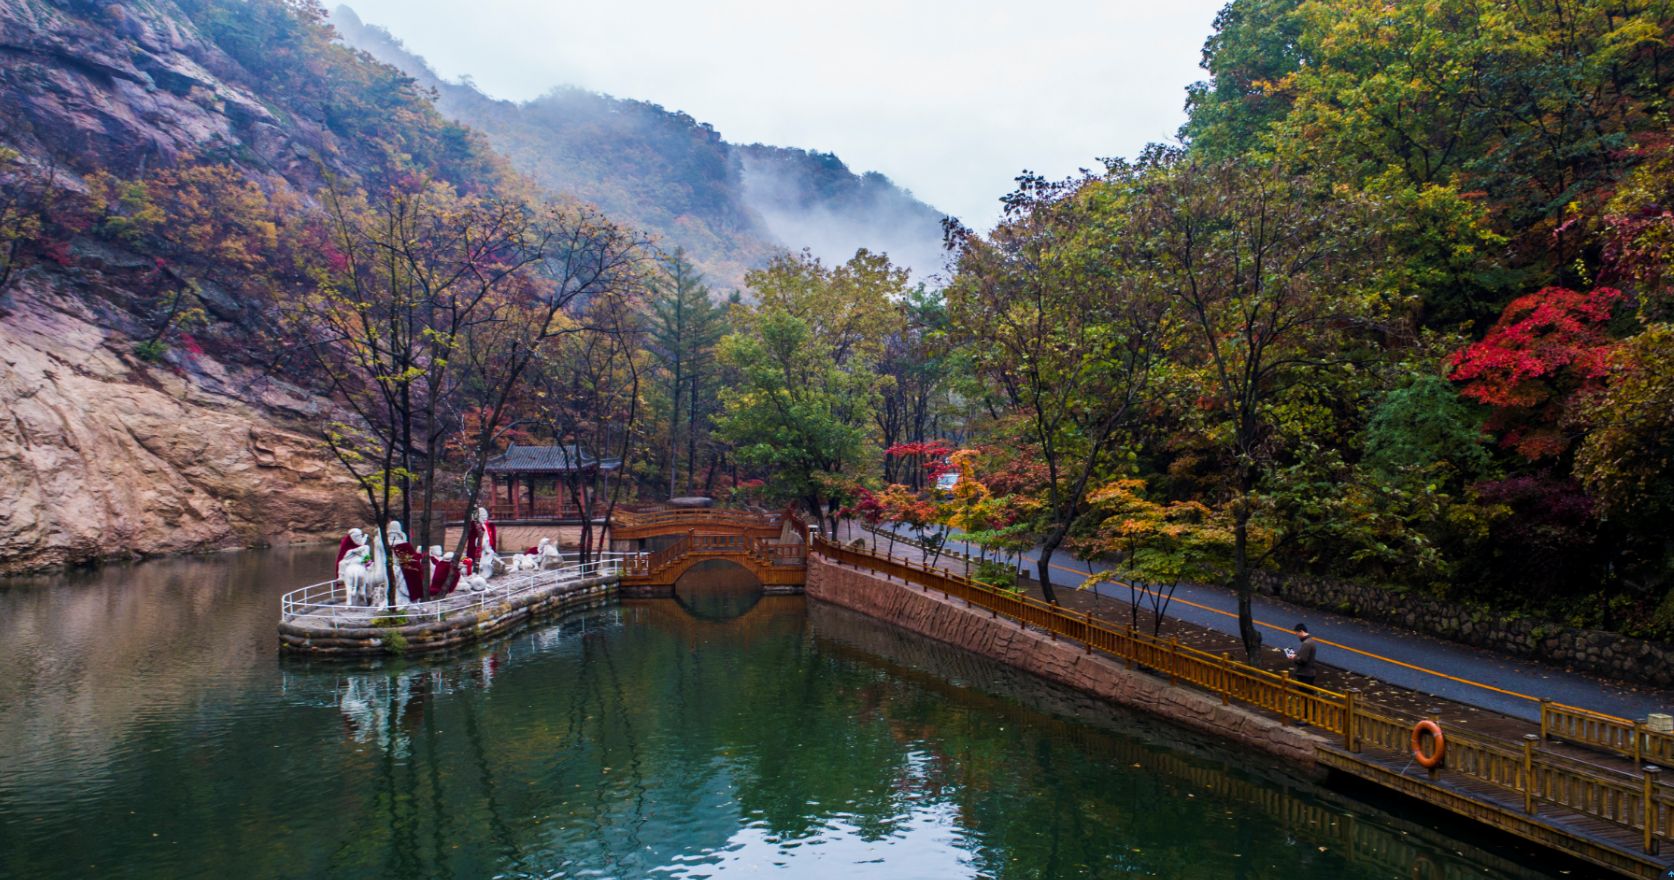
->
[280, 552, 641, 628]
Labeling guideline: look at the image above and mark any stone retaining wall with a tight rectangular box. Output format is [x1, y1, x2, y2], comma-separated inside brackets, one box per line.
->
[279, 575, 617, 656]
[1254, 573, 1674, 688]
[807, 556, 1326, 764]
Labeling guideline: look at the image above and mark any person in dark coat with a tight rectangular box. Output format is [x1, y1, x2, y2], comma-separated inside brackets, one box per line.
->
[1286, 622, 1318, 688]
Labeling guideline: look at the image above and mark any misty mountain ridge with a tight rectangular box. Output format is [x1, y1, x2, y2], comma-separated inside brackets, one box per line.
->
[331, 6, 950, 288]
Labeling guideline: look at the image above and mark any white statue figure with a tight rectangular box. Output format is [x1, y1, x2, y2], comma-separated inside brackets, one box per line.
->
[387, 520, 409, 548]
[463, 572, 491, 592]
[534, 537, 562, 569]
[480, 545, 505, 578]
[338, 541, 374, 607]
[365, 527, 407, 609]
[511, 539, 554, 573]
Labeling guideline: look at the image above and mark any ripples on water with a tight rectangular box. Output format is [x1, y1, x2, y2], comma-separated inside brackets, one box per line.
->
[0, 547, 1566, 879]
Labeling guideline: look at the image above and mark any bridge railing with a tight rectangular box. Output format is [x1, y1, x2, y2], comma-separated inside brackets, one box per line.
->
[625, 533, 809, 580]
[812, 535, 1674, 855]
[1542, 701, 1674, 765]
[814, 536, 1347, 731]
[614, 508, 779, 533]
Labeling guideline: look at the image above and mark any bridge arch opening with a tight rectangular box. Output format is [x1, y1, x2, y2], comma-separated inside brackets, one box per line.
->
[672, 559, 764, 621]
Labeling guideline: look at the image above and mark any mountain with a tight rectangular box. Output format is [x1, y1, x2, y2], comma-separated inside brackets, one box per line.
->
[331, 6, 950, 288]
[0, 0, 524, 572]
[0, 0, 946, 573]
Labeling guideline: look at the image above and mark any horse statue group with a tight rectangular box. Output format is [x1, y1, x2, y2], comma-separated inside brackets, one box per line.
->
[334, 524, 402, 608]
[334, 508, 569, 608]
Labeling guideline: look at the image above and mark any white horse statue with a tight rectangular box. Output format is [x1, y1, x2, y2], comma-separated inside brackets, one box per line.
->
[510, 538, 558, 573]
[348, 529, 411, 608]
[533, 537, 562, 569]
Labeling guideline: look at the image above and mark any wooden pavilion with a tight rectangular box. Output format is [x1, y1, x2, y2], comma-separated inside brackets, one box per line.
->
[482, 443, 621, 521]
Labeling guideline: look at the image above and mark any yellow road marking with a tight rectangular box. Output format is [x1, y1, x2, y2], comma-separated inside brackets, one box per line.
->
[1032, 553, 1541, 704]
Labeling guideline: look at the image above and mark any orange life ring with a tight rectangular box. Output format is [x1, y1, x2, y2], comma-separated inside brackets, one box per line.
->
[1411, 719, 1446, 769]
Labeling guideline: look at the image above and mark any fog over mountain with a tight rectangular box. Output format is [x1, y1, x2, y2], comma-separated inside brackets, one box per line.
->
[332, 6, 950, 287]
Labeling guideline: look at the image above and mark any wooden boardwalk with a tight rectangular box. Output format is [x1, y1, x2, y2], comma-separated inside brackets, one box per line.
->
[1319, 744, 1669, 878]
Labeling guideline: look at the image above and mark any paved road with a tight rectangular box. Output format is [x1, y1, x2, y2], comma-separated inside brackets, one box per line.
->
[862, 524, 1674, 723]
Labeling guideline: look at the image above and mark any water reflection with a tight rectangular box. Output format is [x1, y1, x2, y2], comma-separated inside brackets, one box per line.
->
[0, 548, 1571, 879]
[673, 560, 764, 619]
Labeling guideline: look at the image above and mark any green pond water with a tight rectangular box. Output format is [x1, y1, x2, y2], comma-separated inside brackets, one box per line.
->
[0, 546, 1567, 879]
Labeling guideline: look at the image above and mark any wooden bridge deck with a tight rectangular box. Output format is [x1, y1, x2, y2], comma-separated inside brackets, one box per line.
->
[1319, 744, 1670, 878]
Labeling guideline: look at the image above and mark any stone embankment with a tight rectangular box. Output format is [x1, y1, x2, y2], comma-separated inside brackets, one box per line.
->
[279, 574, 617, 656]
[807, 556, 1326, 764]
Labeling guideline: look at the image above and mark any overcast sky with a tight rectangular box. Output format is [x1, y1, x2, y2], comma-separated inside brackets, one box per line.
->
[341, 1, 1228, 230]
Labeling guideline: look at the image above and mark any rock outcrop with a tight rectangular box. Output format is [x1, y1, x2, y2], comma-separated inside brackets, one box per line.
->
[0, 272, 359, 575]
[0, 0, 397, 573]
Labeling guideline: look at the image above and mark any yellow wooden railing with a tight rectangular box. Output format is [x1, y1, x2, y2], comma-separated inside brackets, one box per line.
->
[813, 536, 1674, 856]
[1543, 701, 1674, 765]
[816, 537, 1348, 731]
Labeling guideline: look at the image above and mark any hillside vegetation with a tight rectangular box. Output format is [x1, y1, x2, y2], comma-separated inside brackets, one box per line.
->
[331, 6, 948, 287]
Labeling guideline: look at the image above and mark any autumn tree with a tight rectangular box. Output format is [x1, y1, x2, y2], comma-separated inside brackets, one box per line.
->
[87, 162, 291, 359]
[531, 281, 650, 561]
[1448, 286, 1623, 461]
[875, 286, 958, 480]
[715, 249, 905, 533]
[1575, 324, 1674, 601]
[1081, 478, 1245, 636]
[285, 175, 644, 600]
[945, 169, 1170, 604]
[0, 147, 57, 304]
[1122, 156, 1391, 658]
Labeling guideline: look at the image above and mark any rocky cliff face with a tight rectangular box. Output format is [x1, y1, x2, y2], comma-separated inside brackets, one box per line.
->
[0, 269, 359, 575]
[0, 0, 374, 573]
[0, 0, 320, 183]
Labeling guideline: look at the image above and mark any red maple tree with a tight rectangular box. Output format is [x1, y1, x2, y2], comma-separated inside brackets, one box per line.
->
[1448, 286, 1622, 460]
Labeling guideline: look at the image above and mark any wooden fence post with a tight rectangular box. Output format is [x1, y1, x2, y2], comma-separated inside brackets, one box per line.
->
[1220, 654, 1232, 705]
[1427, 708, 1443, 781]
[1523, 734, 1539, 815]
[1344, 689, 1359, 752]
[1539, 698, 1552, 741]
[1281, 670, 1292, 722]
[1644, 765, 1662, 855]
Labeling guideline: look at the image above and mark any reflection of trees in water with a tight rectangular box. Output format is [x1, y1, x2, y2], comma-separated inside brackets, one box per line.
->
[807, 601, 1555, 880]
[5, 561, 1556, 879]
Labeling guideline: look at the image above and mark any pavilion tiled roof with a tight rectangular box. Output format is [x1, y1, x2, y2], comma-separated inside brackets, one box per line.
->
[483, 443, 621, 474]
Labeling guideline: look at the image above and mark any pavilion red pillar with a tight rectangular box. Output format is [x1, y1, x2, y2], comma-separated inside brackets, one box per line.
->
[510, 474, 521, 519]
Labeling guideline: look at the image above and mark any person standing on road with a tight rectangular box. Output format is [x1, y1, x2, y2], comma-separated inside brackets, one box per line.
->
[1286, 623, 1318, 688]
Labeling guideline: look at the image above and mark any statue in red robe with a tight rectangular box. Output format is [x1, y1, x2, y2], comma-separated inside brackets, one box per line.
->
[466, 506, 498, 569]
[336, 528, 367, 566]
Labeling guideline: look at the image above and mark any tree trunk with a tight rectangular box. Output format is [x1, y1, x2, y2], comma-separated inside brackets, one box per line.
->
[1233, 499, 1261, 660]
[1035, 512, 1076, 604]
